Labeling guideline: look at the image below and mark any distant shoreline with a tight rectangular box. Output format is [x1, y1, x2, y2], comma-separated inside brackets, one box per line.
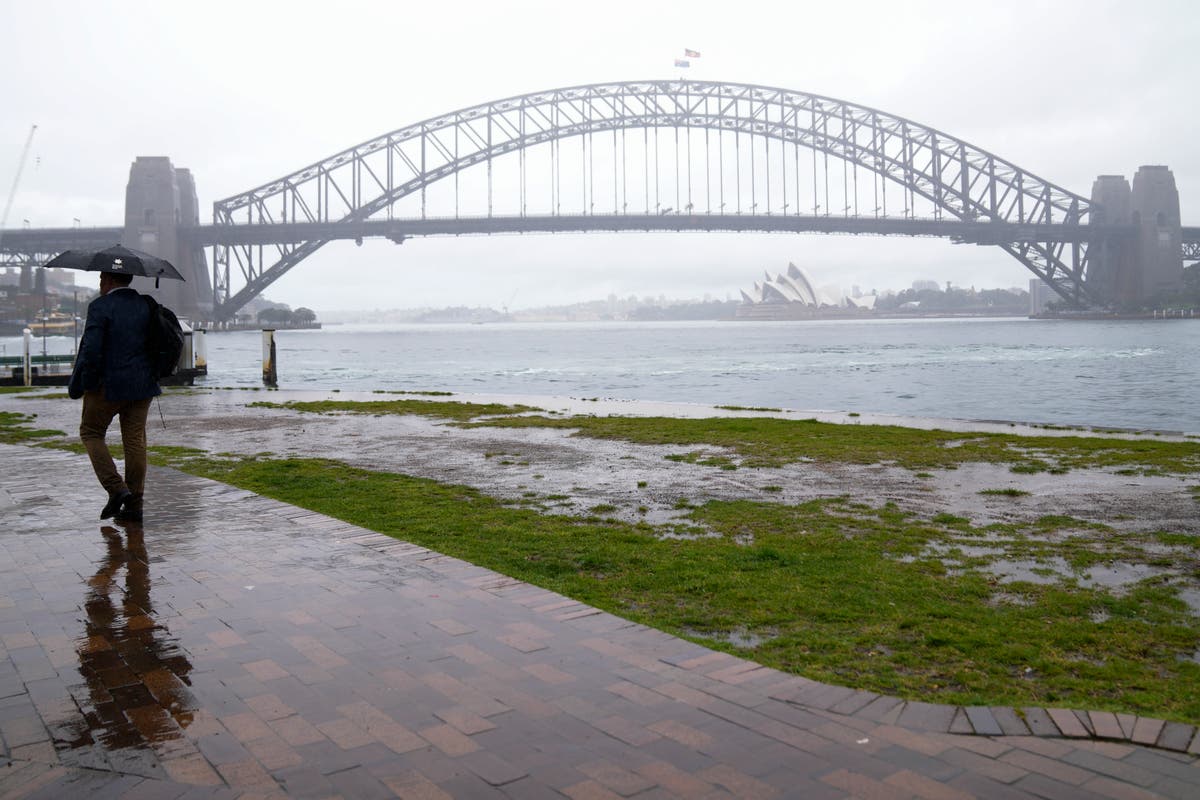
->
[1031, 310, 1198, 321]
[306, 312, 1197, 326]
[204, 322, 322, 333]
[318, 312, 1032, 325]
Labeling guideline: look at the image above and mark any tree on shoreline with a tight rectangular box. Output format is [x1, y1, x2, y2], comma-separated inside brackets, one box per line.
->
[874, 285, 1027, 313]
[291, 307, 317, 325]
[257, 306, 319, 326]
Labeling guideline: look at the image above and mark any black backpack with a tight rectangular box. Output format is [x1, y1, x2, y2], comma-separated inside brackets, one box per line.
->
[143, 295, 185, 379]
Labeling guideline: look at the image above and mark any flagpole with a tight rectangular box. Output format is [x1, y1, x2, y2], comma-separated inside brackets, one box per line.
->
[674, 50, 701, 215]
[674, 54, 689, 215]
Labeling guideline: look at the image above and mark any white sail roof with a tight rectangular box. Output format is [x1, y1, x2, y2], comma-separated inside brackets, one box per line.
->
[740, 262, 835, 307]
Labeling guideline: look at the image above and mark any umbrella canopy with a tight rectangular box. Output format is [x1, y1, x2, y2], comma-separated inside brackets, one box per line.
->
[45, 245, 185, 284]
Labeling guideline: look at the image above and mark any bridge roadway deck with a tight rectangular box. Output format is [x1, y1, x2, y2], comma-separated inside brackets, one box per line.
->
[9, 217, 1195, 258]
[186, 216, 1137, 246]
[2, 441, 1199, 798]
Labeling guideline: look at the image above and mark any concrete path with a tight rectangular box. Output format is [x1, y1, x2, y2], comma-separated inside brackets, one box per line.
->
[2, 443, 1198, 798]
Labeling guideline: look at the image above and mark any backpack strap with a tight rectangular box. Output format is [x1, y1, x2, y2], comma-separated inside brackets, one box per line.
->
[142, 294, 161, 344]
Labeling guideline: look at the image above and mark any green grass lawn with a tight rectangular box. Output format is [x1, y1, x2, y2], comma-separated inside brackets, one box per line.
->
[0, 410, 65, 443]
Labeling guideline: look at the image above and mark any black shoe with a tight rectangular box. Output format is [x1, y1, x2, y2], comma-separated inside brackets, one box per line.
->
[114, 508, 143, 523]
[101, 490, 132, 520]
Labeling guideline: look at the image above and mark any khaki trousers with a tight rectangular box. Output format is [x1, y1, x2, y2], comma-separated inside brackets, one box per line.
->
[80, 391, 152, 511]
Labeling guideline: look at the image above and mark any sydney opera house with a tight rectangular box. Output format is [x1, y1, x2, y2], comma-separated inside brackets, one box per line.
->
[736, 263, 874, 319]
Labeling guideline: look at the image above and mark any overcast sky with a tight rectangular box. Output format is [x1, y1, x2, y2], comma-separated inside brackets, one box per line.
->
[2, 0, 1196, 311]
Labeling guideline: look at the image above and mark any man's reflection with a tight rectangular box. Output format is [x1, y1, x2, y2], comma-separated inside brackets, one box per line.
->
[58, 523, 195, 757]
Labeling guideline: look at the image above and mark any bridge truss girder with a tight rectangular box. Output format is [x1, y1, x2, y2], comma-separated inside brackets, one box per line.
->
[210, 80, 1105, 319]
[0, 227, 124, 270]
[1183, 239, 1200, 265]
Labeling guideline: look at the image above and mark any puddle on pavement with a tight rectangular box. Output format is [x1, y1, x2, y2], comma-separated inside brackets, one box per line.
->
[55, 525, 197, 766]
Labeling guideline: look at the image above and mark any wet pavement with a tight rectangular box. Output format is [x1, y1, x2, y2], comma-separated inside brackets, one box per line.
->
[3, 443, 1200, 798]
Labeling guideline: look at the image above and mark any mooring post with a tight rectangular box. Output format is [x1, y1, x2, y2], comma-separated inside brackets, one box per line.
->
[22, 328, 32, 386]
[193, 328, 207, 374]
[262, 329, 277, 387]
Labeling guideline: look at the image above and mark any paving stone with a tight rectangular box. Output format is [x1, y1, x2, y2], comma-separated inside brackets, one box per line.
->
[1021, 707, 1064, 738]
[1014, 772, 1112, 799]
[852, 694, 905, 723]
[964, 706, 1003, 736]
[896, 702, 957, 732]
[1048, 708, 1093, 738]
[871, 726, 953, 758]
[461, 749, 529, 786]
[940, 747, 1028, 784]
[1062, 749, 1159, 788]
[870, 744, 960, 782]
[324, 764, 395, 800]
[990, 707, 1031, 737]
[883, 768, 977, 800]
[828, 690, 880, 715]
[1132, 717, 1166, 747]
[1122, 748, 1200, 784]
[698, 763, 780, 797]
[1080, 774, 1170, 800]
[1155, 723, 1196, 753]
[947, 707, 974, 735]
[999, 747, 1095, 786]
[1118, 713, 1139, 739]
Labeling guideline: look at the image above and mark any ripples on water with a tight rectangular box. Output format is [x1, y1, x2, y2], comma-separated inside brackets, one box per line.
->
[10, 317, 1196, 433]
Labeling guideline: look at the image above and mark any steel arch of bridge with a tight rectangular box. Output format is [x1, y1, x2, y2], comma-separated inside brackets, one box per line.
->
[211, 79, 1096, 319]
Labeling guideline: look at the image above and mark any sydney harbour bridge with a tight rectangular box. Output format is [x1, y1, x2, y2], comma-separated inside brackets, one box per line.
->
[2, 80, 1196, 321]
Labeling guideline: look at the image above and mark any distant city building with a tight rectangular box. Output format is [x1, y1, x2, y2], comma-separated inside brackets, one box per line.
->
[1029, 278, 1058, 315]
[912, 279, 940, 292]
[846, 294, 877, 310]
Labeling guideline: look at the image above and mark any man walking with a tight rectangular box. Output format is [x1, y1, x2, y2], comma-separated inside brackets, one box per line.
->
[68, 268, 160, 523]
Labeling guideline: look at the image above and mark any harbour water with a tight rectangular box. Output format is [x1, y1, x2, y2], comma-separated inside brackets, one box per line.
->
[8, 317, 1197, 433]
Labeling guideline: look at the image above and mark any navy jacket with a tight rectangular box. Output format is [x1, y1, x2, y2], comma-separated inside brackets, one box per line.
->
[68, 287, 161, 402]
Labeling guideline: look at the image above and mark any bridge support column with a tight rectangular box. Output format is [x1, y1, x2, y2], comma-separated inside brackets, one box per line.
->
[1088, 175, 1136, 306]
[1088, 166, 1183, 308]
[123, 157, 213, 320]
[1131, 165, 1182, 302]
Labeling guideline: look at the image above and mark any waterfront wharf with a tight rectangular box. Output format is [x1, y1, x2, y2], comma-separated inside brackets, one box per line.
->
[0, 354, 73, 387]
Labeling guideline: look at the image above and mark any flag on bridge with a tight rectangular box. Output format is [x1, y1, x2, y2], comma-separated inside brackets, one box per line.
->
[684, 48, 701, 58]
[674, 58, 691, 68]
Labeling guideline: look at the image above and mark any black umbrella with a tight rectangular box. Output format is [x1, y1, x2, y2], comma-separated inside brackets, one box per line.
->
[45, 245, 185, 288]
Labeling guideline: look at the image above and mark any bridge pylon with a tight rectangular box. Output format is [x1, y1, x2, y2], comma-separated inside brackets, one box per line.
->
[1132, 166, 1183, 300]
[1088, 166, 1182, 307]
[122, 157, 212, 320]
[1088, 175, 1136, 305]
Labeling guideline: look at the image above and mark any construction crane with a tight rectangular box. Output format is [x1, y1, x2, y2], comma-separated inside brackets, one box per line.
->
[0, 124, 38, 247]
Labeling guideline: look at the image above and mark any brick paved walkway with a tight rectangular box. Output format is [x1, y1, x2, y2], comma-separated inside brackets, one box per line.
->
[2, 443, 1198, 798]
